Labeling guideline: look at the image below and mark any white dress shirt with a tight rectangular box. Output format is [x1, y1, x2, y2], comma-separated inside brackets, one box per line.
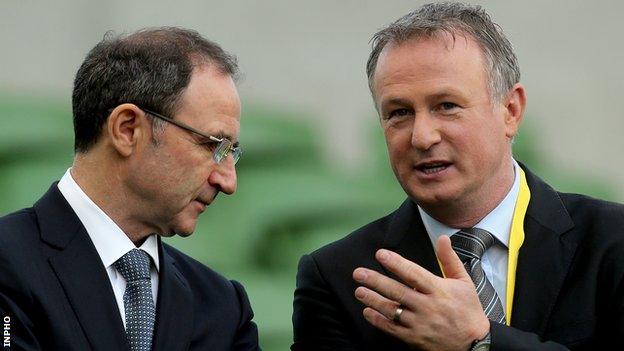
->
[57, 169, 159, 328]
[418, 159, 521, 310]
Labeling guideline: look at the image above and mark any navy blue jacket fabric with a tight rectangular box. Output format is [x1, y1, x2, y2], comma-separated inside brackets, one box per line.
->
[0, 183, 260, 351]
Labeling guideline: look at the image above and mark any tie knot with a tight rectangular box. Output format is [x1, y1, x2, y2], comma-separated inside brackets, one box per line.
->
[114, 249, 151, 282]
[451, 227, 495, 262]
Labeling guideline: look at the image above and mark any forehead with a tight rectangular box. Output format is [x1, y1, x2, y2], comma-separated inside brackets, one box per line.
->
[175, 65, 241, 140]
[372, 33, 489, 101]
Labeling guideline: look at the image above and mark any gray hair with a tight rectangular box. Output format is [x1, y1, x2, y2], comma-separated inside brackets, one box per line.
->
[72, 27, 239, 152]
[366, 2, 520, 102]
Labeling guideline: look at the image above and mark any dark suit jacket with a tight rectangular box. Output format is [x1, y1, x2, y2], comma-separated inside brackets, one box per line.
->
[0, 183, 260, 350]
[292, 166, 624, 350]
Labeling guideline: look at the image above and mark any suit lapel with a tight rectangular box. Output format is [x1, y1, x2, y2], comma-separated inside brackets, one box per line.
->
[36, 184, 128, 351]
[382, 199, 442, 279]
[511, 166, 577, 333]
[152, 241, 194, 351]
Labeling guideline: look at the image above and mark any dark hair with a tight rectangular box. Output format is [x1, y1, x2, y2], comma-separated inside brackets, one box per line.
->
[366, 2, 519, 102]
[71, 27, 239, 153]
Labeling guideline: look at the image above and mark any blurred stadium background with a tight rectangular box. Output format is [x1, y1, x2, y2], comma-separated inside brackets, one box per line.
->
[1, 1, 622, 349]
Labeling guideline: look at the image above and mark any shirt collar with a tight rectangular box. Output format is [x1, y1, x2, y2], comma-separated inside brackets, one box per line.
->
[57, 168, 160, 271]
[419, 159, 521, 249]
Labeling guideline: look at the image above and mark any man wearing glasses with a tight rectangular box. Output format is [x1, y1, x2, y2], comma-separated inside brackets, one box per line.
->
[0, 27, 259, 350]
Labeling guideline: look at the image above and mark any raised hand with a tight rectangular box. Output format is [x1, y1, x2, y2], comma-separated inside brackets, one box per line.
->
[353, 235, 490, 351]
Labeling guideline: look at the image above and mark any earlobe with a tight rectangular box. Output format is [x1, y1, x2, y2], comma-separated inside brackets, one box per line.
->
[106, 104, 146, 157]
[503, 83, 526, 138]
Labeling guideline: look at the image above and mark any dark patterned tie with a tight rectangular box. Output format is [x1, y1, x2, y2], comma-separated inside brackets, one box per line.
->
[114, 249, 156, 351]
[451, 228, 506, 324]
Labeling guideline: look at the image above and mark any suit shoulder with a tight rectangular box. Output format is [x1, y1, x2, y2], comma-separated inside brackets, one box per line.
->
[558, 192, 624, 249]
[161, 243, 247, 296]
[0, 207, 37, 229]
[560, 192, 624, 223]
[161, 243, 257, 346]
[0, 207, 39, 245]
[0, 208, 42, 296]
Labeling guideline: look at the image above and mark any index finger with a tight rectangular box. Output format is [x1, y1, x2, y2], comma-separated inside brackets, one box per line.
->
[375, 249, 438, 293]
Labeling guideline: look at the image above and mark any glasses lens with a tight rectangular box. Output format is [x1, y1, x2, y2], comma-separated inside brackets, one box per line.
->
[231, 147, 242, 164]
[213, 139, 231, 163]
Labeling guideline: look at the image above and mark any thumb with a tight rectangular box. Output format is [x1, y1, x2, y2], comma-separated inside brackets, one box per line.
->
[437, 235, 470, 281]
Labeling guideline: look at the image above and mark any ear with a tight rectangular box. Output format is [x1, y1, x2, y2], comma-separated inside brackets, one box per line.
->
[502, 83, 526, 139]
[106, 103, 149, 157]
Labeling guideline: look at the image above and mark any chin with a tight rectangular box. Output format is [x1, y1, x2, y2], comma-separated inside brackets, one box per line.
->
[168, 216, 198, 237]
[158, 231, 177, 238]
[405, 184, 463, 207]
[167, 206, 201, 237]
[174, 230, 194, 238]
[171, 223, 197, 237]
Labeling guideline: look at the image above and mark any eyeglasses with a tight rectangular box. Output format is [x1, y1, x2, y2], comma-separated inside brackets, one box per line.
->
[142, 108, 242, 165]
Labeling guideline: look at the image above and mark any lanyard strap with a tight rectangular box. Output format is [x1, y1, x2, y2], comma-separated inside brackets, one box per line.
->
[505, 167, 530, 325]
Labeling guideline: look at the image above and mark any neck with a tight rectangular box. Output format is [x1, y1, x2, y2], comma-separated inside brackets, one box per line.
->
[71, 151, 154, 246]
[420, 159, 516, 228]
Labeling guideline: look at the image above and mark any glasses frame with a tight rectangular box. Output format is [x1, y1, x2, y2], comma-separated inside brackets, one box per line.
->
[141, 108, 241, 164]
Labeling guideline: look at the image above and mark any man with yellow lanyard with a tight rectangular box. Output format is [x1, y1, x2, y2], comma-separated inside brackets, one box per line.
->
[292, 3, 624, 351]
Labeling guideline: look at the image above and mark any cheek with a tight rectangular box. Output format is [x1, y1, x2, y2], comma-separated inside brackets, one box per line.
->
[457, 134, 504, 172]
[386, 141, 409, 173]
[170, 151, 208, 180]
[384, 126, 411, 153]
[154, 164, 201, 201]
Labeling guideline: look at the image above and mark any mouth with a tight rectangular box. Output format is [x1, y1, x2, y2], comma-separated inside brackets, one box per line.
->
[414, 160, 452, 175]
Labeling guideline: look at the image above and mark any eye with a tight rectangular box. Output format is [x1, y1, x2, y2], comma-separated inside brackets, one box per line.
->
[387, 108, 412, 119]
[438, 102, 460, 112]
[199, 139, 219, 151]
[441, 102, 458, 110]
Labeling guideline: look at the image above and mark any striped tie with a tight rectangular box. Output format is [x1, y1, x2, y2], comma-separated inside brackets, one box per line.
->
[451, 228, 506, 324]
[114, 249, 156, 351]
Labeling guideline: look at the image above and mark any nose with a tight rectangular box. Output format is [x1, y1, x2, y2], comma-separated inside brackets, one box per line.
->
[411, 113, 441, 151]
[208, 157, 237, 195]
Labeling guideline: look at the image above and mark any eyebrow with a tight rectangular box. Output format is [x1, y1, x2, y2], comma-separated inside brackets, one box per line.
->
[381, 97, 413, 108]
[380, 90, 466, 108]
[427, 91, 464, 101]
[205, 131, 239, 147]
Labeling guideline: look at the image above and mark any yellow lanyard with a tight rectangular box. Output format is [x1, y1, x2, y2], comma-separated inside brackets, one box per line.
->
[505, 167, 530, 325]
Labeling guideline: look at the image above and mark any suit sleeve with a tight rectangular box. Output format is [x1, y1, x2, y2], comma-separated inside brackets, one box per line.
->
[0, 243, 42, 351]
[230, 280, 261, 351]
[489, 322, 570, 350]
[291, 254, 359, 351]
